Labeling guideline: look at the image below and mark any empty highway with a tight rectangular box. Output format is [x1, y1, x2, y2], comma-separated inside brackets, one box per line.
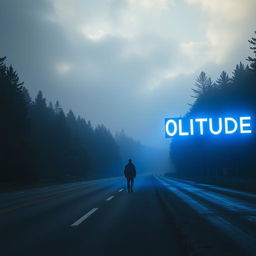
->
[0, 176, 256, 256]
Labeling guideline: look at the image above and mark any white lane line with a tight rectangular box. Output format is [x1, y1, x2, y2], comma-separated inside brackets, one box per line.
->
[118, 189, 124, 192]
[106, 195, 114, 201]
[71, 208, 98, 227]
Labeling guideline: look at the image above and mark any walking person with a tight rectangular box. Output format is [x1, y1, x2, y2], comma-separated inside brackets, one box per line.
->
[124, 159, 136, 192]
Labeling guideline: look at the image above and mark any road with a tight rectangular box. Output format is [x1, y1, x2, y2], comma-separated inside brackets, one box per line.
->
[0, 176, 256, 256]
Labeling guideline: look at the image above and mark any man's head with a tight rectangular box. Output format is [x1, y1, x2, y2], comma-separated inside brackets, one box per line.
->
[128, 159, 132, 163]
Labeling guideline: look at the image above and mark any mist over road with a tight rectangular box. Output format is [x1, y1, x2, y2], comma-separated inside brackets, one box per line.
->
[0, 176, 256, 256]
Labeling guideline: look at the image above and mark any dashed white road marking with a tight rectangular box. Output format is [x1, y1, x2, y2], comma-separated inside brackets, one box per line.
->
[71, 208, 98, 227]
[118, 189, 124, 192]
[106, 196, 114, 201]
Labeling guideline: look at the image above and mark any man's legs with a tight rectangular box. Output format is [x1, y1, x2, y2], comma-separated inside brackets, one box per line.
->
[127, 178, 131, 192]
[130, 178, 134, 192]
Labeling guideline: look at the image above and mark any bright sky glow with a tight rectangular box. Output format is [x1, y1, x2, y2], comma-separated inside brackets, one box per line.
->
[1, 0, 255, 147]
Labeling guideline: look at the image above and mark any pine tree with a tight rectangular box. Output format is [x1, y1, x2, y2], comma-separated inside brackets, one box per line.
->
[0, 57, 32, 182]
[247, 31, 256, 72]
[0, 59, 28, 137]
[216, 71, 231, 88]
[192, 72, 212, 98]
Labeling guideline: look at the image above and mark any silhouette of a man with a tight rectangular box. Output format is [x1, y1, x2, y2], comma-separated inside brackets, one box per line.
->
[124, 159, 136, 192]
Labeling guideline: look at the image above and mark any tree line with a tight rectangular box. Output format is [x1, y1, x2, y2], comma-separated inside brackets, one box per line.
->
[0, 57, 123, 184]
[171, 31, 256, 178]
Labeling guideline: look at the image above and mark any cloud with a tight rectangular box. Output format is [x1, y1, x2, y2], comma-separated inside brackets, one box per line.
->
[83, 29, 107, 41]
[56, 62, 71, 74]
[0, 0, 255, 147]
[186, 0, 253, 21]
[185, 0, 256, 66]
[128, 0, 173, 10]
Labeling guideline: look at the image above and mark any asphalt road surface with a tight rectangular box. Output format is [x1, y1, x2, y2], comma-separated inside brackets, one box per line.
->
[0, 175, 256, 256]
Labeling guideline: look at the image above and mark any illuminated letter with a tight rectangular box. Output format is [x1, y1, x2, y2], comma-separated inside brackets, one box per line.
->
[190, 119, 194, 135]
[224, 117, 238, 134]
[178, 119, 189, 136]
[240, 116, 252, 134]
[165, 119, 178, 137]
[209, 118, 222, 135]
[195, 118, 207, 135]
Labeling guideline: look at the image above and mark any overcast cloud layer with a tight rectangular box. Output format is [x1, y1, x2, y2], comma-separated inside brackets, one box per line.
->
[0, 0, 255, 148]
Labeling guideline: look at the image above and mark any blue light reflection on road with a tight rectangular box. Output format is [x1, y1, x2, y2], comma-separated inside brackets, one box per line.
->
[155, 176, 256, 255]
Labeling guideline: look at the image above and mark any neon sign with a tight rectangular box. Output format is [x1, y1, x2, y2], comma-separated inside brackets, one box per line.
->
[165, 116, 252, 137]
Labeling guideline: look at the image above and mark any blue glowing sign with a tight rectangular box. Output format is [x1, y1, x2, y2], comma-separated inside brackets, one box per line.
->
[165, 116, 252, 137]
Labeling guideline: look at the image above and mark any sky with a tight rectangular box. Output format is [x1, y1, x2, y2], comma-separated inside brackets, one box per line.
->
[0, 0, 255, 148]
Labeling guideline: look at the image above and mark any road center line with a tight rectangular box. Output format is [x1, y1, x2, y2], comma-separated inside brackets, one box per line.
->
[71, 208, 98, 227]
[118, 189, 124, 192]
[106, 196, 114, 201]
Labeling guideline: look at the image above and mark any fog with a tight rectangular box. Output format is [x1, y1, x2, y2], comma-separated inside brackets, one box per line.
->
[0, 0, 255, 152]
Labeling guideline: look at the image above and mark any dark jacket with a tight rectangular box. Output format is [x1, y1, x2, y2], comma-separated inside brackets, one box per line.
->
[124, 162, 136, 179]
